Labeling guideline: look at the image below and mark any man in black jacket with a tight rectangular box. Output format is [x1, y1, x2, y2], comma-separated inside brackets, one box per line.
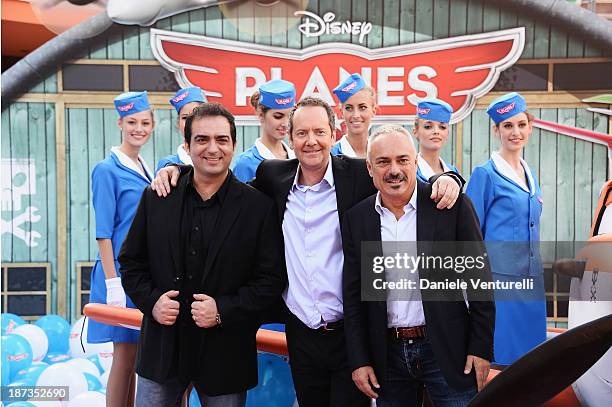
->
[119, 103, 286, 407]
[342, 124, 495, 407]
[152, 98, 464, 407]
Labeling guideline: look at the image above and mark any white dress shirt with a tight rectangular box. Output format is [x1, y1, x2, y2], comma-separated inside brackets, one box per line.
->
[282, 160, 344, 328]
[491, 151, 535, 194]
[375, 189, 426, 328]
[255, 138, 296, 159]
[417, 152, 451, 180]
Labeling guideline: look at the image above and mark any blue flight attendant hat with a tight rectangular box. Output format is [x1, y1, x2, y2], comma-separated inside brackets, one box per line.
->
[114, 91, 151, 118]
[169, 86, 207, 113]
[259, 79, 297, 109]
[333, 73, 366, 103]
[416, 98, 453, 123]
[486, 92, 527, 124]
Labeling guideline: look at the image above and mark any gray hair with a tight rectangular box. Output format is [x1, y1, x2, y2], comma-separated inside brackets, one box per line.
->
[367, 124, 415, 160]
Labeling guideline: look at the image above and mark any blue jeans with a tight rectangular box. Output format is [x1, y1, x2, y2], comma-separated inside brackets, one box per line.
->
[136, 375, 246, 407]
[376, 337, 476, 407]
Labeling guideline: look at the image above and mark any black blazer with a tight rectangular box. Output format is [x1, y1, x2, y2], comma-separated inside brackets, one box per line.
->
[342, 181, 495, 390]
[119, 168, 286, 395]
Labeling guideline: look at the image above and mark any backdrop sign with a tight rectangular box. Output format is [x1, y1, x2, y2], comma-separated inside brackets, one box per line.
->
[151, 27, 525, 124]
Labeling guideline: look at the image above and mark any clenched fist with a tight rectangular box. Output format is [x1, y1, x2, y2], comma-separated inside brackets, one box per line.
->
[152, 290, 180, 325]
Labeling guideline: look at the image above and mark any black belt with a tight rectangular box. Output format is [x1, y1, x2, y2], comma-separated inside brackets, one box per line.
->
[316, 319, 344, 332]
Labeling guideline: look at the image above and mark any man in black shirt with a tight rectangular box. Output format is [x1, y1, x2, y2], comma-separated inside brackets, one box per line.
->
[119, 103, 286, 407]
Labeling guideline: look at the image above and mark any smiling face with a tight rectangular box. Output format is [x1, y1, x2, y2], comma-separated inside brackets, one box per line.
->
[367, 131, 417, 204]
[341, 88, 376, 136]
[260, 107, 291, 141]
[494, 112, 532, 154]
[413, 119, 449, 153]
[186, 116, 235, 179]
[118, 110, 154, 149]
[290, 105, 335, 174]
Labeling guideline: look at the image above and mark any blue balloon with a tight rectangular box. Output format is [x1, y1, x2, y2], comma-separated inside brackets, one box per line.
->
[1, 313, 26, 335]
[35, 315, 70, 354]
[2, 334, 33, 382]
[11, 362, 48, 384]
[189, 388, 202, 407]
[5, 402, 36, 407]
[43, 352, 71, 365]
[84, 372, 102, 391]
[247, 353, 296, 407]
[1, 347, 11, 386]
[87, 354, 105, 375]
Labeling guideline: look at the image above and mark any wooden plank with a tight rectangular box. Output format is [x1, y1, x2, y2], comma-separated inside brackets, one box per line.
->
[461, 111, 472, 176]
[584, 43, 603, 58]
[103, 109, 121, 154]
[254, 10, 272, 46]
[107, 32, 124, 60]
[555, 108, 576, 243]
[189, 8, 206, 35]
[517, 15, 535, 59]
[592, 112, 609, 216]
[331, 0, 352, 44]
[44, 103, 58, 313]
[10, 103, 31, 261]
[286, 1, 302, 49]
[87, 109, 106, 260]
[414, 0, 433, 42]
[139, 27, 154, 60]
[123, 26, 141, 60]
[399, 0, 416, 44]
[66, 108, 90, 307]
[538, 109, 558, 261]
[549, 26, 568, 59]
[350, 0, 365, 45]
[30, 80, 45, 94]
[1, 107, 12, 261]
[55, 100, 67, 317]
[89, 39, 108, 60]
[566, 36, 584, 59]
[533, 24, 550, 59]
[153, 109, 174, 168]
[499, 8, 517, 29]
[222, 2, 239, 41]
[448, 0, 467, 37]
[468, 109, 491, 173]
[27, 103, 49, 261]
[433, 0, 449, 39]
[466, 0, 483, 35]
[44, 73, 58, 94]
[574, 109, 593, 241]
[206, 5, 223, 37]
[383, 0, 400, 46]
[367, 0, 383, 48]
[172, 12, 191, 33]
[482, 2, 500, 33]
[270, 0, 289, 47]
[239, 1, 256, 44]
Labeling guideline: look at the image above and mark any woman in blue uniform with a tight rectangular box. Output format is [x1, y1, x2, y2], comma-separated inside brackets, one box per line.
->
[232, 79, 296, 182]
[413, 98, 460, 183]
[331, 73, 377, 158]
[466, 92, 546, 366]
[88, 91, 154, 406]
[155, 86, 206, 172]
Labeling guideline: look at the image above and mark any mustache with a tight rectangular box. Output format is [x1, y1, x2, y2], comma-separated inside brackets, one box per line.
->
[384, 173, 408, 182]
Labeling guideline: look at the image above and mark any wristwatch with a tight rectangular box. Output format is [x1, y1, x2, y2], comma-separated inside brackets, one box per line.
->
[215, 313, 222, 326]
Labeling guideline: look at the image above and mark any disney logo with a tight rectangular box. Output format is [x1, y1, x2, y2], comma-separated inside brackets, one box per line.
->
[295, 11, 373, 44]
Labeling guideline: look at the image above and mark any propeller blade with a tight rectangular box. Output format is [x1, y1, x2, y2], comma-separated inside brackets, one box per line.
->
[469, 314, 612, 407]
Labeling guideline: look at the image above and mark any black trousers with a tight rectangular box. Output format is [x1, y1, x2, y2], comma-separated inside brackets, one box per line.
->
[285, 312, 370, 407]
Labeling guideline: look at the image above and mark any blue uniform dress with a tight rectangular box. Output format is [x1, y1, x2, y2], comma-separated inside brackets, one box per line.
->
[233, 138, 295, 183]
[155, 144, 192, 174]
[330, 135, 357, 157]
[416, 153, 459, 183]
[466, 152, 546, 365]
[88, 147, 153, 344]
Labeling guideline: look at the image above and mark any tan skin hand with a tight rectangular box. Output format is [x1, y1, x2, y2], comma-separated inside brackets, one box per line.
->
[191, 294, 219, 328]
[431, 176, 460, 209]
[152, 290, 180, 325]
[464, 355, 491, 391]
[151, 165, 181, 197]
[352, 366, 380, 398]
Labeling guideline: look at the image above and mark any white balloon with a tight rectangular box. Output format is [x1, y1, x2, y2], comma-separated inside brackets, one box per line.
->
[69, 318, 113, 362]
[67, 391, 106, 407]
[65, 358, 101, 379]
[14, 324, 49, 362]
[99, 370, 110, 388]
[36, 362, 88, 403]
[30, 401, 63, 407]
